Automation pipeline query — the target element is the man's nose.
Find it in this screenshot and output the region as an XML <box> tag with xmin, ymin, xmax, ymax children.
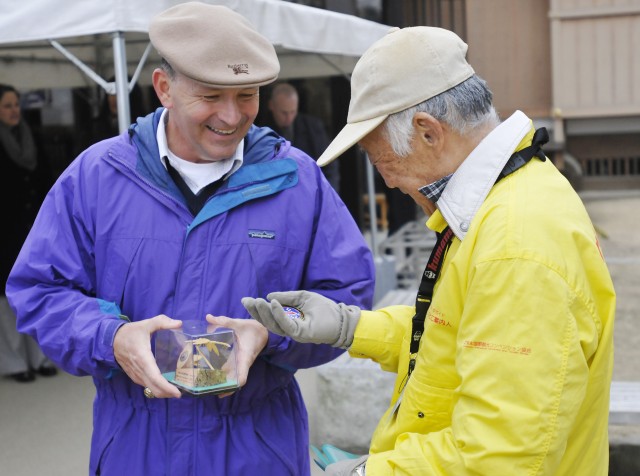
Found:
<box><xmin>217</xmin><ymin>99</ymin><xmax>242</xmax><ymax>125</ymax></box>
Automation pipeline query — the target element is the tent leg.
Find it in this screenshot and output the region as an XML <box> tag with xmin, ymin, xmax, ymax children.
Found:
<box><xmin>112</xmin><ymin>32</ymin><xmax>131</xmax><ymax>134</ymax></box>
<box><xmin>365</xmin><ymin>154</ymin><xmax>379</xmax><ymax>258</ymax></box>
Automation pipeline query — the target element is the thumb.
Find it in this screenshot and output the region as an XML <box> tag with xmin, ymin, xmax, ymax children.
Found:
<box><xmin>266</xmin><ymin>290</ymin><xmax>309</xmax><ymax>308</ymax></box>
<box><xmin>206</xmin><ymin>314</ymin><xmax>233</xmax><ymax>327</ymax></box>
<box><xmin>148</xmin><ymin>314</ymin><xmax>182</xmax><ymax>331</ymax></box>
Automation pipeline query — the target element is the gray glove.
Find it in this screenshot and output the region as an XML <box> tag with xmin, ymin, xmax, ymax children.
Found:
<box><xmin>326</xmin><ymin>455</ymin><xmax>368</xmax><ymax>475</ymax></box>
<box><xmin>241</xmin><ymin>290</ymin><xmax>361</xmax><ymax>349</ymax></box>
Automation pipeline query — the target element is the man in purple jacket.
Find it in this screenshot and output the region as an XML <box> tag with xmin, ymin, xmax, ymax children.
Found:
<box><xmin>6</xmin><ymin>3</ymin><xmax>374</xmax><ymax>475</ymax></box>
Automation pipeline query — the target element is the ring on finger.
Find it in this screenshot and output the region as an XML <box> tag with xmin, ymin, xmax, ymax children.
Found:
<box><xmin>143</xmin><ymin>387</ymin><xmax>155</xmax><ymax>399</ymax></box>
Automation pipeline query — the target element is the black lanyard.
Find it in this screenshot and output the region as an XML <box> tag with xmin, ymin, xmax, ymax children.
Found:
<box><xmin>407</xmin><ymin>226</ymin><xmax>455</xmax><ymax>377</ymax></box>
<box><xmin>405</xmin><ymin>127</ymin><xmax>550</xmax><ymax>378</ymax></box>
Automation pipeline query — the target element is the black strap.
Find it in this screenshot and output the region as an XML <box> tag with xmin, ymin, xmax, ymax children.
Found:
<box><xmin>497</xmin><ymin>127</ymin><xmax>548</xmax><ymax>180</ymax></box>
<box><xmin>407</xmin><ymin>226</ymin><xmax>454</xmax><ymax>376</ymax></box>
<box><xmin>164</xmin><ymin>158</ymin><xmax>224</xmax><ymax>216</ymax></box>
<box><xmin>406</xmin><ymin>127</ymin><xmax>549</xmax><ymax>378</ymax></box>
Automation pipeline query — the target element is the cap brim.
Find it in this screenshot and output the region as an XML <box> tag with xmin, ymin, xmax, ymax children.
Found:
<box><xmin>317</xmin><ymin>115</ymin><xmax>388</xmax><ymax>167</ymax></box>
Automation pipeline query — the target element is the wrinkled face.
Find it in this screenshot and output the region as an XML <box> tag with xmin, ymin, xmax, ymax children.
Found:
<box><xmin>269</xmin><ymin>94</ymin><xmax>298</xmax><ymax>128</ymax></box>
<box><xmin>0</xmin><ymin>91</ymin><xmax>21</xmax><ymax>128</ymax></box>
<box><xmin>359</xmin><ymin>125</ymin><xmax>437</xmax><ymax>215</ymax></box>
<box><xmin>154</xmin><ymin>70</ymin><xmax>260</xmax><ymax>163</ymax></box>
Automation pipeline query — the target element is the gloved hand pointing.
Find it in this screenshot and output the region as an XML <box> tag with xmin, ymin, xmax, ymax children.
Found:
<box><xmin>241</xmin><ymin>290</ymin><xmax>361</xmax><ymax>349</ymax></box>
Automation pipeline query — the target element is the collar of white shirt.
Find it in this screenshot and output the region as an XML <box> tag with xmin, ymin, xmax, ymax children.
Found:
<box><xmin>156</xmin><ymin>108</ymin><xmax>244</xmax><ymax>195</ymax></box>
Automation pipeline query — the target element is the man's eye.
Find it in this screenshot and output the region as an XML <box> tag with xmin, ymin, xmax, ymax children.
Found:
<box><xmin>202</xmin><ymin>96</ymin><xmax>220</xmax><ymax>102</ymax></box>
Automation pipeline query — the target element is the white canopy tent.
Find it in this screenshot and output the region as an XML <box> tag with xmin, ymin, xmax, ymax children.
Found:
<box><xmin>0</xmin><ymin>0</ymin><xmax>389</xmax><ymax>127</ymax></box>
<box><xmin>0</xmin><ymin>0</ymin><xmax>389</xmax><ymax>254</ymax></box>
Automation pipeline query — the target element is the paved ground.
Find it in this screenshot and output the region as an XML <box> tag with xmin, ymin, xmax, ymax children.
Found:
<box><xmin>581</xmin><ymin>189</ymin><xmax>640</xmax><ymax>383</ymax></box>
<box><xmin>0</xmin><ymin>188</ymin><xmax>638</xmax><ymax>475</ymax></box>
<box><xmin>582</xmin><ymin>190</ymin><xmax>640</xmax><ymax>474</ymax></box>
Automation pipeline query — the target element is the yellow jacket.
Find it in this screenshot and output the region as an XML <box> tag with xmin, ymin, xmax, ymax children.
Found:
<box><xmin>350</xmin><ymin>112</ymin><xmax>616</xmax><ymax>475</ymax></box>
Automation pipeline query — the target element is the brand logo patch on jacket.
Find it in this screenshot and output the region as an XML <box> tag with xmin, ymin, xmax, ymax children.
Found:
<box><xmin>248</xmin><ymin>229</ymin><xmax>276</xmax><ymax>240</ymax></box>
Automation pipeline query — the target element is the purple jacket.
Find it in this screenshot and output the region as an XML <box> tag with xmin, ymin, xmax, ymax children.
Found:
<box><xmin>6</xmin><ymin>109</ymin><xmax>374</xmax><ymax>475</ymax></box>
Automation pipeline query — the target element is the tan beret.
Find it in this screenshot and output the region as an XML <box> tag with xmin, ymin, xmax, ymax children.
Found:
<box><xmin>149</xmin><ymin>2</ymin><xmax>280</xmax><ymax>88</ymax></box>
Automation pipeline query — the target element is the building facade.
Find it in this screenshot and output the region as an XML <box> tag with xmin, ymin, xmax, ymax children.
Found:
<box><xmin>306</xmin><ymin>0</ymin><xmax>640</xmax><ymax>189</ymax></box>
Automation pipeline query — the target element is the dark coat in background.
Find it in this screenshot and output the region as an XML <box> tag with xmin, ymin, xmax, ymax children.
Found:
<box><xmin>0</xmin><ymin>129</ymin><xmax>52</xmax><ymax>288</ymax></box>
<box><xmin>264</xmin><ymin>112</ymin><xmax>341</xmax><ymax>193</ymax></box>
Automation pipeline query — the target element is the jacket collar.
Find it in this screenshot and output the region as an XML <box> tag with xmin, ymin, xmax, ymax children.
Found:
<box><xmin>125</xmin><ymin>108</ymin><xmax>298</xmax><ymax>229</ymax></box>
<box><xmin>436</xmin><ymin>110</ymin><xmax>532</xmax><ymax>240</ymax></box>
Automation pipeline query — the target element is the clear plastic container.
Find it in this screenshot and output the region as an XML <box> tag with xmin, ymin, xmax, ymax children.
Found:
<box><xmin>155</xmin><ymin>321</ymin><xmax>238</xmax><ymax>396</ymax></box>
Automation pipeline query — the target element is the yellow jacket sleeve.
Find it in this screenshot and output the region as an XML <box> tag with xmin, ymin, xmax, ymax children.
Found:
<box><xmin>349</xmin><ymin>305</ymin><xmax>414</xmax><ymax>373</ymax></box>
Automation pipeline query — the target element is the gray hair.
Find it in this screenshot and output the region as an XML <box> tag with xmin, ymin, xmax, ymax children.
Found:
<box><xmin>160</xmin><ymin>58</ymin><xmax>177</xmax><ymax>80</ymax></box>
<box><xmin>384</xmin><ymin>75</ymin><xmax>500</xmax><ymax>157</ymax></box>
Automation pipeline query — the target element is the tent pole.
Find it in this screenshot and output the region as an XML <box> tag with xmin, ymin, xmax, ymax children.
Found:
<box><xmin>49</xmin><ymin>39</ymin><xmax>112</xmax><ymax>91</ymax></box>
<box><xmin>129</xmin><ymin>43</ymin><xmax>153</xmax><ymax>92</ymax></box>
<box><xmin>364</xmin><ymin>154</ymin><xmax>379</xmax><ymax>258</ymax></box>
<box><xmin>112</xmin><ymin>32</ymin><xmax>131</xmax><ymax>134</ymax></box>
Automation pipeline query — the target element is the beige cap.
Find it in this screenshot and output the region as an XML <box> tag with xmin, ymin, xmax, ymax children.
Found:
<box><xmin>149</xmin><ymin>2</ymin><xmax>280</xmax><ymax>88</ymax></box>
<box><xmin>317</xmin><ymin>26</ymin><xmax>474</xmax><ymax>166</ymax></box>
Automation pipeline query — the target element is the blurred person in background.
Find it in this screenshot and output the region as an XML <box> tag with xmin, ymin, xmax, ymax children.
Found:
<box><xmin>91</xmin><ymin>77</ymin><xmax>146</xmax><ymax>143</ymax></box>
<box><xmin>74</xmin><ymin>77</ymin><xmax>149</xmax><ymax>155</ymax></box>
<box><xmin>264</xmin><ymin>82</ymin><xmax>341</xmax><ymax>193</ymax></box>
<box><xmin>0</xmin><ymin>83</ymin><xmax>57</xmax><ymax>383</ymax></box>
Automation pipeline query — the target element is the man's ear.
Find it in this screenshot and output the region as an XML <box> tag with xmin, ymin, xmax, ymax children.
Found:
<box><xmin>152</xmin><ymin>68</ymin><xmax>172</xmax><ymax>108</ymax></box>
<box><xmin>413</xmin><ymin>112</ymin><xmax>444</xmax><ymax>152</ymax></box>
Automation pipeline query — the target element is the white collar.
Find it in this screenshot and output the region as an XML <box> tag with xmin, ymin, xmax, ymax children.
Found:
<box><xmin>156</xmin><ymin>109</ymin><xmax>244</xmax><ymax>194</ymax></box>
<box><xmin>437</xmin><ymin>110</ymin><xmax>532</xmax><ymax>240</ymax></box>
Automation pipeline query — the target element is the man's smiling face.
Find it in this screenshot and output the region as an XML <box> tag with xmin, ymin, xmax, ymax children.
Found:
<box><xmin>156</xmin><ymin>70</ymin><xmax>260</xmax><ymax>163</ymax></box>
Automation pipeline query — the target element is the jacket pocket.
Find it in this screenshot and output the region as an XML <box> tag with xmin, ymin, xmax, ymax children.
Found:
<box><xmin>250</xmin><ymin>388</ymin><xmax>307</xmax><ymax>476</ymax></box>
<box><xmin>397</xmin><ymin>374</ymin><xmax>455</xmax><ymax>434</ymax></box>
<box><xmin>93</xmin><ymin>434</ymin><xmax>114</xmax><ymax>476</ymax></box>
<box><xmin>92</xmin><ymin>412</ymin><xmax>127</xmax><ymax>476</ymax></box>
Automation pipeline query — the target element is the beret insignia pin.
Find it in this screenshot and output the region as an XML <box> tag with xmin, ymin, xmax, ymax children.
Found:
<box><xmin>228</xmin><ymin>63</ymin><xmax>249</xmax><ymax>75</ymax></box>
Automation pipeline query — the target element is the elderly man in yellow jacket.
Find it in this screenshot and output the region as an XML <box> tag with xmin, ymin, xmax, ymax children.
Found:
<box><xmin>243</xmin><ymin>26</ymin><xmax>616</xmax><ymax>476</ymax></box>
